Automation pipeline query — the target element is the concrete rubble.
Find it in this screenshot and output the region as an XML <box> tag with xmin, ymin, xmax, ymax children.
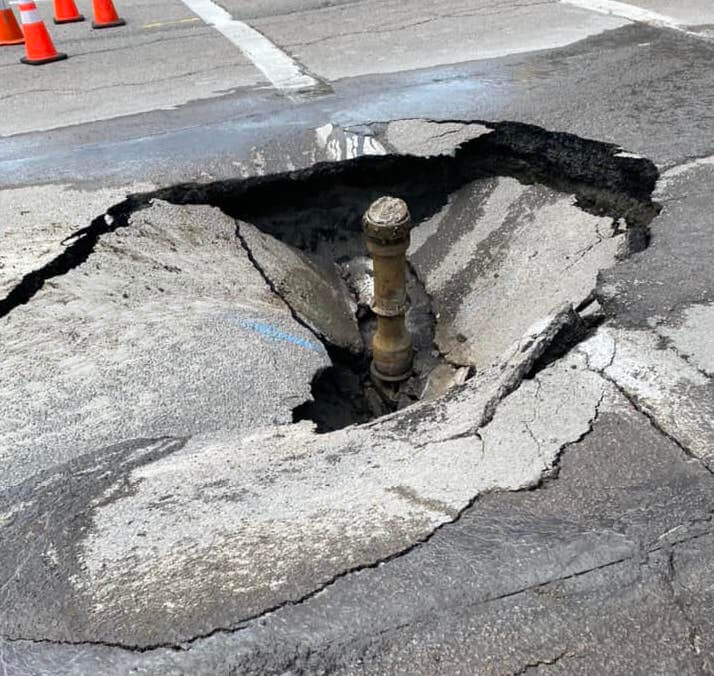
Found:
<box><xmin>384</xmin><ymin>119</ymin><xmax>490</xmax><ymax>157</ymax></box>
<box><xmin>238</xmin><ymin>219</ymin><xmax>362</xmax><ymax>354</ymax></box>
<box><xmin>409</xmin><ymin>176</ymin><xmax>622</xmax><ymax>368</ymax></box>
<box><xmin>0</xmin><ymin>183</ymin><xmax>155</xmax><ymax>301</ymax></box>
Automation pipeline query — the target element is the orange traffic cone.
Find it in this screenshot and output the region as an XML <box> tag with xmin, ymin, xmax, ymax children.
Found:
<box><xmin>91</xmin><ymin>0</ymin><xmax>124</xmax><ymax>28</ymax></box>
<box><xmin>0</xmin><ymin>0</ymin><xmax>23</xmax><ymax>45</ymax></box>
<box><xmin>17</xmin><ymin>1</ymin><xmax>66</xmax><ymax>64</ymax></box>
<box><xmin>53</xmin><ymin>0</ymin><xmax>84</xmax><ymax>24</ymax></box>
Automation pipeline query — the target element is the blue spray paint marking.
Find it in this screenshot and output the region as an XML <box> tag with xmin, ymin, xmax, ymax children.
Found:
<box><xmin>225</xmin><ymin>315</ymin><xmax>322</xmax><ymax>353</ymax></box>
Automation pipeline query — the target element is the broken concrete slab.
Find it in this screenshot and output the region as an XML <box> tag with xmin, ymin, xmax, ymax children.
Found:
<box><xmin>238</xmin><ymin>220</ymin><xmax>362</xmax><ymax>353</ymax></box>
<box><xmin>409</xmin><ymin>177</ymin><xmax>622</xmax><ymax>368</ymax></box>
<box><xmin>405</xmin><ymin>303</ymin><xmax>590</xmax><ymax>442</ymax></box>
<box><xmin>579</xmin><ymin>326</ymin><xmax>714</xmax><ymax>471</ymax></box>
<box><xmin>384</xmin><ymin>119</ymin><xmax>491</xmax><ymax>157</ymax></box>
<box><xmin>36</xmin><ymin>374</ymin><xmax>711</xmax><ymax>676</ymax></box>
<box><xmin>0</xmin><ymin>183</ymin><xmax>154</xmax><ymax>302</ymax></box>
<box><xmin>0</xmin><ymin>306</ymin><xmax>605</xmax><ymax>647</ymax></box>
<box><xmin>0</xmin><ymin>200</ymin><xmax>328</xmax><ymax>491</ymax></box>
<box><xmin>420</xmin><ymin>363</ymin><xmax>469</xmax><ymax>401</ymax></box>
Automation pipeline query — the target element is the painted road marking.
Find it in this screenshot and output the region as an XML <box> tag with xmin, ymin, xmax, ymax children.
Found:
<box><xmin>225</xmin><ymin>315</ymin><xmax>322</xmax><ymax>353</ymax></box>
<box><xmin>143</xmin><ymin>17</ymin><xmax>200</xmax><ymax>28</ymax></box>
<box><xmin>561</xmin><ymin>0</ymin><xmax>709</xmax><ymax>39</ymax></box>
<box><xmin>177</xmin><ymin>0</ymin><xmax>323</xmax><ymax>98</ymax></box>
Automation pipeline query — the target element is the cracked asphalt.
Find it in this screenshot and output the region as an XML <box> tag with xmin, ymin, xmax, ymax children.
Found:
<box><xmin>1</xmin><ymin>1</ymin><xmax>714</xmax><ymax>674</ymax></box>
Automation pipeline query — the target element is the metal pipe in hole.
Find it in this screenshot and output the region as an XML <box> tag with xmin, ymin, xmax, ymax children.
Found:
<box><xmin>363</xmin><ymin>196</ymin><xmax>414</xmax><ymax>382</ymax></box>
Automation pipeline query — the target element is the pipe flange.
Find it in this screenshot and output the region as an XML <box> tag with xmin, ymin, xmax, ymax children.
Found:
<box><xmin>370</xmin><ymin>360</ymin><xmax>412</xmax><ymax>383</ymax></box>
<box><xmin>371</xmin><ymin>298</ymin><xmax>410</xmax><ymax>317</ymax></box>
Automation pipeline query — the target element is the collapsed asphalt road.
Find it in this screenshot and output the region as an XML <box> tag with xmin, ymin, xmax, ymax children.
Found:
<box><xmin>2</xmin><ymin>10</ymin><xmax>714</xmax><ymax>674</ymax></box>
<box><xmin>0</xmin><ymin>121</ymin><xmax>657</xmax><ymax>484</ymax></box>
<box><xmin>1</xmin><ymin>112</ymin><xmax>713</xmax><ymax>675</ymax></box>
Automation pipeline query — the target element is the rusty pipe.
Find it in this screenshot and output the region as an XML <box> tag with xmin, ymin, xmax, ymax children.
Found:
<box><xmin>363</xmin><ymin>196</ymin><xmax>413</xmax><ymax>382</ymax></box>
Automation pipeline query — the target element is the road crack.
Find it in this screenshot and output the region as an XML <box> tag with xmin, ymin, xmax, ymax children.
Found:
<box><xmin>596</xmin><ymin>364</ymin><xmax>713</xmax><ymax>478</ymax></box>
<box><xmin>513</xmin><ymin>649</ymin><xmax>572</xmax><ymax>675</ymax></box>
<box><xmin>234</xmin><ymin>222</ymin><xmax>327</xmax><ymax>349</ymax></box>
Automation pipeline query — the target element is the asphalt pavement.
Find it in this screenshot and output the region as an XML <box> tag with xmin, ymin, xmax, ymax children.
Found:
<box><xmin>1</xmin><ymin>1</ymin><xmax>713</xmax><ymax>674</ymax></box>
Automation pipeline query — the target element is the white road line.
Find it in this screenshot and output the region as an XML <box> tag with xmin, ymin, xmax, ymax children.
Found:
<box><xmin>179</xmin><ymin>0</ymin><xmax>322</xmax><ymax>98</ymax></box>
<box><xmin>560</xmin><ymin>0</ymin><xmax>707</xmax><ymax>39</ymax></box>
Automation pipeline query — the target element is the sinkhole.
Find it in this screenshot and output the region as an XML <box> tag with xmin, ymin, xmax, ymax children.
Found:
<box><xmin>1</xmin><ymin>121</ymin><xmax>661</xmax><ymax>437</ymax></box>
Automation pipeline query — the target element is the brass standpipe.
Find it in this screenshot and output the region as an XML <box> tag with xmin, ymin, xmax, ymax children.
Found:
<box><xmin>363</xmin><ymin>196</ymin><xmax>414</xmax><ymax>383</ymax></box>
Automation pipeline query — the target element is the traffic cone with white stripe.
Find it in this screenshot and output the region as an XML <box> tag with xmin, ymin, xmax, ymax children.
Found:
<box><xmin>0</xmin><ymin>0</ymin><xmax>23</xmax><ymax>45</ymax></box>
<box><xmin>53</xmin><ymin>0</ymin><xmax>84</xmax><ymax>24</ymax></box>
<box><xmin>91</xmin><ymin>0</ymin><xmax>124</xmax><ymax>28</ymax></box>
<box><xmin>17</xmin><ymin>1</ymin><xmax>66</xmax><ymax>65</ymax></box>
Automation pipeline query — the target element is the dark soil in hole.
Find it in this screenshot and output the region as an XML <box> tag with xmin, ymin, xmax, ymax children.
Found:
<box><xmin>292</xmin><ymin>364</ymin><xmax>377</xmax><ymax>433</ymax></box>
